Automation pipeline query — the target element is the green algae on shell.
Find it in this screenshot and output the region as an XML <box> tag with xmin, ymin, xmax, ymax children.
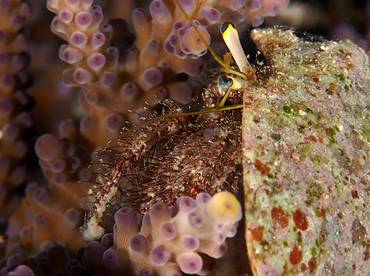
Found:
<box><xmin>242</xmin><ymin>27</ymin><xmax>370</xmax><ymax>275</ymax></box>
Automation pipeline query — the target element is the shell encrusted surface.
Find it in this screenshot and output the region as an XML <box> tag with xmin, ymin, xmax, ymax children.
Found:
<box><xmin>243</xmin><ymin>27</ymin><xmax>370</xmax><ymax>275</ymax></box>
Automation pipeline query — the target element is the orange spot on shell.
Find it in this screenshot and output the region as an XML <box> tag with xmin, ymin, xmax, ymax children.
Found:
<box><xmin>293</xmin><ymin>209</ymin><xmax>308</xmax><ymax>231</ymax></box>
<box><xmin>291</xmin><ymin>152</ymin><xmax>299</xmax><ymax>160</ymax></box>
<box><xmin>364</xmin><ymin>249</ymin><xmax>370</xmax><ymax>261</ymax></box>
<box><xmin>271</xmin><ymin>207</ymin><xmax>289</xmax><ymax>228</ymax></box>
<box><xmin>249</xmin><ymin>226</ymin><xmax>264</xmax><ymax>241</ymax></box>
<box><xmin>254</xmin><ymin>159</ymin><xmax>270</xmax><ymax>175</ymax></box>
<box><xmin>351</xmin><ymin>190</ymin><xmax>359</xmax><ymax>199</ymax></box>
<box><xmin>308</xmin><ymin>257</ymin><xmax>317</xmax><ymax>273</ymax></box>
<box><xmin>301</xmin><ymin>263</ymin><xmax>307</xmax><ymax>272</ymax></box>
<box><xmin>290</xmin><ymin>245</ymin><xmax>302</xmax><ymax>265</ymax></box>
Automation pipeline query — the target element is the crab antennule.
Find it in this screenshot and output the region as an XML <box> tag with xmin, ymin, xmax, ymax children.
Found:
<box><xmin>221</xmin><ymin>22</ymin><xmax>252</xmax><ymax>75</ymax></box>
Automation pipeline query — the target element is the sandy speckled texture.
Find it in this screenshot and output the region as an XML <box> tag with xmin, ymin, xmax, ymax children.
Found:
<box><xmin>242</xmin><ymin>27</ymin><xmax>370</xmax><ymax>275</ymax></box>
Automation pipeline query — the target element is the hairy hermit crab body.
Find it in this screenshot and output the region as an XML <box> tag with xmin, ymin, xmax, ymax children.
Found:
<box><xmin>83</xmin><ymin>26</ymin><xmax>370</xmax><ymax>275</ymax></box>
<box><xmin>81</xmin><ymin>0</ymin><xmax>370</xmax><ymax>273</ymax></box>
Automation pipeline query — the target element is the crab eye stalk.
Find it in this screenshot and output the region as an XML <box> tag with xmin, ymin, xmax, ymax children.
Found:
<box><xmin>218</xmin><ymin>74</ymin><xmax>251</xmax><ymax>90</ymax></box>
<box><xmin>218</xmin><ymin>74</ymin><xmax>235</xmax><ymax>89</ymax></box>
<box><xmin>220</xmin><ymin>22</ymin><xmax>252</xmax><ymax>75</ymax></box>
<box><xmin>220</xmin><ymin>22</ymin><xmax>236</xmax><ymax>34</ymax></box>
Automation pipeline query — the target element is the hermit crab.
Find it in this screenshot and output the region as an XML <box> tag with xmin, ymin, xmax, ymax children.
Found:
<box><xmin>83</xmin><ymin>0</ymin><xmax>370</xmax><ymax>275</ymax></box>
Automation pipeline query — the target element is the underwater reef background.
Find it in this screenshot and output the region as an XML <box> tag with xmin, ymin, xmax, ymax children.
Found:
<box><xmin>0</xmin><ymin>0</ymin><xmax>370</xmax><ymax>275</ymax></box>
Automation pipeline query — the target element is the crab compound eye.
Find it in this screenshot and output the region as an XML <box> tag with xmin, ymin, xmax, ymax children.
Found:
<box><xmin>218</xmin><ymin>74</ymin><xmax>235</xmax><ymax>89</ymax></box>
<box><xmin>220</xmin><ymin>22</ymin><xmax>236</xmax><ymax>35</ymax></box>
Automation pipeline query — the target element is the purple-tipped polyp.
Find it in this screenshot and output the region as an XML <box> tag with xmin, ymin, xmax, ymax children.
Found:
<box><xmin>226</xmin><ymin>225</ymin><xmax>237</xmax><ymax>237</ymax></box>
<box><xmin>70</xmin><ymin>31</ymin><xmax>87</xmax><ymax>47</ymax></box>
<box><xmin>91</xmin><ymin>8</ymin><xmax>103</xmax><ymax>25</ymax></box>
<box><xmin>103</xmin><ymin>248</ymin><xmax>126</xmax><ymax>268</ymax></box>
<box><xmin>73</xmin><ymin>68</ymin><xmax>90</xmax><ymax>84</ymax></box>
<box><xmin>0</xmin><ymin>99</ymin><xmax>13</xmax><ymax>117</ymax></box>
<box><xmin>106</xmin><ymin>46</ymin><xmax>119</xmax><ymax>60</ymax></box>
<box><xmin>150</xmin><ymin>245</ymin><xmax>170</xmax><ymax>266</ymax></box>
<box><xmin>177</xmin><ymin>252</ymin><xmax>202</xmax><ymax>274</ymax></box>
<box><xmin>129</xmin><ymin>234</ymin><xmax>148</xmax><ymax>254</ymax></box>
<box><xmin>51</xmin><ymin>158</ymin><xmax>66</xmax><ymax>173</ymax></box>
<box><xmin>100</xmin><ymin>23</ymin><xmax>113</xmax><ymax>38</ymax></box>
<box><xmin>61</xmin><ymin>47</ymin><xmax>81</xmax><ymax>64</ymax></box>
<box><xmin>159</xmin><ymin>222</ymin><xmax>177</xmax><ymax>241</ymax></box>
<box><xmin>149</xmin><ymin>0</ymin><xmax>171</xmax><ymax>23</ymax></box>
<box><xmin>200</xmin><ymin>7</ymin><xmax>221</xmax><ymax>24</ymax></box>
<box><xmin>158</xmin><ymin>59</ymin><xmax>169</xmax><ymax>69</ymax></box>
<box><xmin>65</xmin><ymin>259</ymin><xmax>81</xmax><ymax>274</ymax></box>
<box><xmin>178</xmin><ymin>0</ymin><xmax>195</xmax><ymax>11</ymax></box>
<box><xmin>33</xmin><ymin>187</ymin><xmax>51</xmax><ymax>207</ymax></box>
<box><xmin>146</xmin><ymin>39</ymin><xmax>160</xmax><ymax>53</ymax></box>
<box><xmin>91</xmin><ymin>32</ymin><xmax>106</xmax><ymax>48</ymax></box>
<box><xmin>9</xmin><ymin>15</ymin><xmax>24</xmax><ymax>32</ymax></box>
<box><xmin>132</xmin><ymin>8</ymin><xmax>147</xmax><ymax>29</ymax></box>
<box><xmin>64</xmin><ymin>208</ymin><xmax>80</xmax><ymax>228</ymax></box>
<box><xmin>230</xmin><ymin>0</ymin><xmax>246</xmax><ymax>11</ymax></box>
<box><xmin>6</xmin><ymin>253</ymin><xmax>24</xmax><ymax>267</ymax></box>
<box><xmin>188</xmin><ymin>211</ymin><xmax>203</xmax><ymax>228</ymax></box>
<box><xmin>183</xmin><ymin>236</ymin><xmax>199</xmax><ymax>251</ymax></box>
<box><xmin>35</xmin><ymin>134</ymin><xmax>61</xmax><ymax>162</ymax></box>
<box><xmin>85</xmin><ymin>91</ymin><xmax>98</xmax><ymax>105</ymax></box>
<box><xmin>177</xmin><ymin>196</ymin><xmax>195</xmax><ymax>212</ymax></box>
<box><xmin>143</xmin><ymin>67</ymin><xmax>163</xmax><ymax>87</ymax></box>
<box><xmin>164</xmin><ymin>41</ymin><xmax>174</xmax><ymax>54</ymax></box>
<box><xmin>19</xmin><ymin>1</ymin><xmax>31</xmax><ymax>17</ymax></box>
<box><xmin>13</xmin><ymin>265</ymin><xmax>35</xmax><ymax>276</ymax></box>
<box><xmin>75</xmin><ymin>11</ymin><xmax>92</xmax><ymax>27</ymax></box>
<box><xmin>87</xmin><ymin>53</ymin><xmax>106</xmax><ymax>69</ymax></box>
<box><xmin>10</xmin><ymin>54</ymin><xmax>27</xmax><ymax>72</ymax></box>
<box><xmin>266</xmin><ymin>4</ymin><xmax>280</xmax><ymax>16</ymax></box>
<box><xmin>3</xmin><ymin>123</ymin><xmax>19</xmax><ymax>142</ymax></box>
<box><xmin>101</xmin><ymin>233</ymin><xmax>114</xmax><ymax>249</ymax></box>
<box><xmin>114</xmin><ymin>207</ymin><xmax>139</xmax><ymax>229</ymax></box>
<box><xmin>0</xmin><ymin>52</ymin><xmax>9</xmax><ymax>65</ymax></box>
<box><xmin>59</xmin><ymin>10</ymin><xmax>73</xmax><ymax>23</ymax></box>
<box><xmin>195</xmin><ymin>193</ymin><xmax>211</xmax><ymax>204</ymax></box>
<box><xmin>1</xmin><ymin>74</ymin><xmax>15</xmax><ymax>89</ymax></box>
<box><xmin>149</xmin><ymin>202</ymin><xmax>171</xmax><ymax>223</ymax></box>
<box><xmin>213</xmin><ymin>233</ymin><xmax>225</xmax><ymax>244</ymax></box>
<box><xmin>251</xmin><ymin>16</ymin><xmax>263</xmax><ymax>27</ymax></box>
<box><xmin>122</xmin><ymin>82</ymin><xmax>137</xmax><ymax>99</ymax></box>
<box><xmin>105</xmin><ymin>113</ymin><xmax>123</xmax><ymax>132</ymax></box>
<box><xmin>138</xmin><ymin>268</ymin><xmax>153</xmax><ymax>276</ymax></box>
<box><xmin>100</xmin><ymin>71</ymin><xmax>116</xmax><ymax>86</ymax></box>
<box><xmin>70</xmin><ymin>156</ymin><xmax>81</xmax><ymax>170</ymax></box>
<box><xmin>249</xmin><ymin>0</ymin><xmax>262</xmax><ymax>11</ymax></box>
<box><xmin>178</xmin><ymin>24</ymin><xmax>210</xmax><ymax>56</ymax></box>
<box><xmin>84</xmin><ymin>241</ymin><xmax>105</xmax><ymax>266</ymax></box>
<box><xmin>168</xmin><ymin>34</ymin><xmax>179</xmax><ymax>47</ymax></box>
